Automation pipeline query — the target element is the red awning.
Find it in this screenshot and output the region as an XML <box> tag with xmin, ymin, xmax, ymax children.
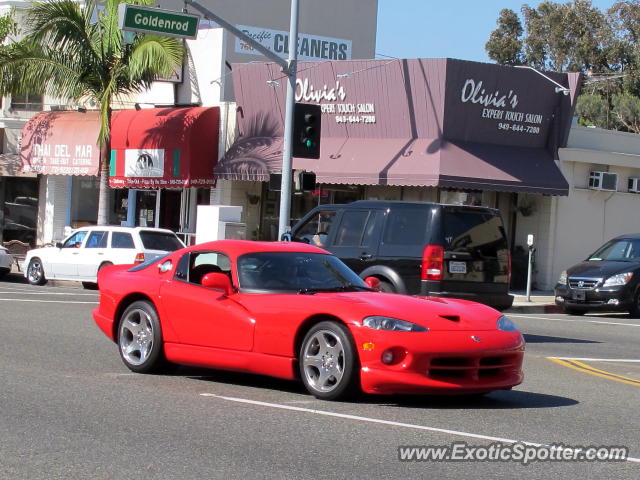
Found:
<box><xmin>20</xmin><ymin>111</ymin><xmax>101</xmax><ymax>176</ymax></box>
<box><xmin>109</xmin><ymin>107</ymin><xmax>220</xmax><ymax>189</ymax></box>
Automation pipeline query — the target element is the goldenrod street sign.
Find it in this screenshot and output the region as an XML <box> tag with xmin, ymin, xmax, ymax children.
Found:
<box><xmin>118</xmin><ymin>4</ymin><xmax>200</xmax><ymax>39</ymax></box>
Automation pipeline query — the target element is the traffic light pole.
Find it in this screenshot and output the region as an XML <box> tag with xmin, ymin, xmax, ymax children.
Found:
<box><xmin>185</xmin><ymin>0</ymin><xmax>299</xmax><ymax>240</ymax></box>
<box><xmin>277</xmin><ymin>0</ymin><xmax>299</xmax><ymax>240</ymax></box>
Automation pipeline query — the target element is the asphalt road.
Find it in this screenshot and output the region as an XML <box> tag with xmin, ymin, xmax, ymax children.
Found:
<box><xmin>1</xmin><ymin>274</ymin><xmax>639</xmax><ymax>479</ymax></box>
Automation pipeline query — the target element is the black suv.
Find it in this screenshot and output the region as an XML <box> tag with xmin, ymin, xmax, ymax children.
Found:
<box><xmin>555</xmin><ymin>234</ymin><xmax>640</xmax><ymax>316</ymax></box>
<box><xmin>290</xmin><ymin>201</ymin><xmax>513</xmax><ymax>310</ymax></box>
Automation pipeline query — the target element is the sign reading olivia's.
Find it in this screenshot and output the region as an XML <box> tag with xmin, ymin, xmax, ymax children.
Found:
<box><xmin>295</xmin><ymin>78</ymin><xmax>376</xmax><ymax>124</ymax></box>
<box><xmin>235</xmin><ymin>25</ymin><xmax>352</xmax><ymax>61</ymax></box>
<box><xmin>444</xmin><ymin>60</ymin><xmax>570</xmax><ymax>148</ymax></box>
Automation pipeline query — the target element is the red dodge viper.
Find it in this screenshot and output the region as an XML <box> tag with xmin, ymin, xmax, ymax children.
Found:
<box><xmin>93</xmin><ymin>240</ymin><xmax>524</xmax><ymax>400</ymax></box>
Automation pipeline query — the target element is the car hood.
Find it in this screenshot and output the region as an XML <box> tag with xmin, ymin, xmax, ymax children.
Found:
<box><xmin>567</xmin><ymin>260</ymin><xmax>640</xmax><ymax>278</ymax></box>
<box><xmin>237</xmin><ymin>292</ymin><xmax>503</xmax><ymax>332</ymax></box>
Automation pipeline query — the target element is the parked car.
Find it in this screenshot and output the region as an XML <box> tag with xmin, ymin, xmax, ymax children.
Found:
<box><xmin>94</xmin><ymin>240</ymin><xmax>524</xmax><ymax>400</ymax></box>
<box><xmin>0</xmin><ymin>245</ymin><xmax>13</xmax><ymax>278</ymax></box>
<box><xmin>555</xmin><ymin>233</ymin><xmax>640</xmax><ymax>316</ymax></box>
<box><xmin>24</xmin><ymin>226</ymin><xmax>184</xmax><ymax>288</ymax></box>
<box><xmin>290</xmin><ymin>201</ymin><xmax>513</xmax><ymax>310</ymax></box>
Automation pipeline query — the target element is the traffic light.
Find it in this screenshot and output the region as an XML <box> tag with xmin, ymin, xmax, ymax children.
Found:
<box><xmin>292</xmin><ymin>103</ymin><xmax>321</xmax><ymax>159</ymax></box>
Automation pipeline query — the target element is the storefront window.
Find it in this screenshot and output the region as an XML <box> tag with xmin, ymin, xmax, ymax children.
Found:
<box><xmin>1</xmin><ymin>177</ymin><xmax>39</xmax><ymax>245</ymax></box>
<box><xmin>71</xmin><ymin>177</ymin><xmax>99</xmax><ymax>228</ymax></box>
<box><xmin>136</xmin><ymin>190</ymin><xmax>158</xmax><ymax>227</ymax></box>
<box><xmin>11</xmin><ymin>93</ymin><xmax>43</xmax><ymax>111</ymax></box>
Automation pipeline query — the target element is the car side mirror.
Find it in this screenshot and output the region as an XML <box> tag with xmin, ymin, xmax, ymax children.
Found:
<box><xmin>201</xmin><ymin>272</ymin><xmax>232</xmax><ymax>295</ymax></box>
<box><xmin>364</xmin><ymin>276</ymin><xmax>381</xmax><ymax>291</ymax></box>
<box><xmin>55</xmin><ymin>242</ymin><xmax>63</xmax><ymax>248</ymax></box>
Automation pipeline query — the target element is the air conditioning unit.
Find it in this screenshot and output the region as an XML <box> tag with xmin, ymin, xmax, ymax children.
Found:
<box><xmin>629</xmin><ymin>177</ymin><xmax>640</xmax><ymax>193</ymax></box>
<box><xmin>589</xmin><ymin>171</ymin><xmax>617</xmax><ymax>191</ymax></box>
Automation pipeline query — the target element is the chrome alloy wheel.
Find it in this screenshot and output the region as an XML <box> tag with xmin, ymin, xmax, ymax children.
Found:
<box><xmin>27</xmin><ymin>259</ymin><xmax>43</xmax><ymax>284</ymax></box>
<box><xmin>302</xmin><ymin>330</ymin><xmax>346</xmax><ymax>393</ymax></box>
<box><xmin>119</xmin><ymin>308</ymin><xmax>155</xmax><ymax>366</ymax></box>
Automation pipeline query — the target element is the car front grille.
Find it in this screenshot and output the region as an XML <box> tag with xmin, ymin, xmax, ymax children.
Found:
<box><xmin>568</xmin><ymin>277</ymin><xmax>600</xmax><ymax>290</ymax></box>
<box><xmin>426</xmin><ymin>355</ymin><xmax>520</xmax><ymax>381</ymax></box>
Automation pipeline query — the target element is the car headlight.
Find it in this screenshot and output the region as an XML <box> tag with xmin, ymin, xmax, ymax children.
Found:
<box><xmin>362</xmin><ymin>316</ymin><xmax>428</xmax><ymax>332</ymax></box>
<box><xmin>497</xmin><ymin>315</ymin><xmax>519</xmax><ymax>332</ymax></box>
<box><xmin>603</xmin><ymin>272</ymin><xmax>633</xmax><ymax>287</ymax></box>
<box><xmin>558</xmin><ymin>270</ymin><xmax>567</xmax><ymax>285</ymax></box>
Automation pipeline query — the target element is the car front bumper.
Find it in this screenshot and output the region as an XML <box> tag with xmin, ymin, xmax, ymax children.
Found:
<box><xmin>352</xmin><ymin>328</ymin><xmax>525</xmax><ymax>395</ymax></box>
<box><xmin>554</xmin><ymin>284</ymin><xmax>634</xmax><ymax>312</ymax></box>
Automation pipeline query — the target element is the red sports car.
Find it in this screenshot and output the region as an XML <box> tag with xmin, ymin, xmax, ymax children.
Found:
<box><xmin>93</xmin><ymin>240</ymin><xmax>524</xmax><ymax>400</ymax></box>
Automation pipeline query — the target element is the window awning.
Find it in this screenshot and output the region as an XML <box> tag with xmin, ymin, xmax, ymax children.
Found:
<box><xmin>216</xmin><ymin>136</ymin><xmax>569</xmax><ymax>195</ymax></box>
<box><xmin>20</xmin><ymin>111</ymin><xmax>101</xmax><ymax>176</ymax></box>
<box><xmin>109</xmin><ymin>107</ymin><xmax>220</xmax><ymax>189</ymax></box>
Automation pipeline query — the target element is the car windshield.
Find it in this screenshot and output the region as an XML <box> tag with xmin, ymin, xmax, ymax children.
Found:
<box><xmin>139</xmin><ymin>231</ymin><xmax>183</xmax><ymax>251</ymax></box>
<box><xmin>237</xmin><ymin>252</ymin><xmax>370</xmax><ymax>293</ymax></box>
<box><xmin>588</xmin><ymin>239</ymin><xmax>640</xmax><ymax>262</ymax></box>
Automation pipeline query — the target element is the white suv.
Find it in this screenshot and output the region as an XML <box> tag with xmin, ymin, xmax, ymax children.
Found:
<box><xmin>24</xmin><ymin>226</ymin><xmax>185</xmax><ymax>288</ymax></box>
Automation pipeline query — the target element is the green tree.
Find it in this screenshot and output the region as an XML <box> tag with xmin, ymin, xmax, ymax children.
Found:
<box><xmin>612</xmin><ymin>92</ymin><xmax>640</xmax><ymax>133</ymax></box>
<box><xmin>575</xmin><ymin>93</ymin><xmax>611</xmax><ymax>128</ymax></box>
<box><xmin>0</xmin><ymin>0</ymin><xmax>184</xmax><ymax>225</ymax></box>
<box><xmin>485</xmin><ymin>9</ymin><xmax>523</xmax><ymax>66</ymax></box>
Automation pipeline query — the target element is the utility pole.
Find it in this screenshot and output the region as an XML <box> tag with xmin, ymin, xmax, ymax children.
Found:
<box><xmin>185</xmin><ymin>0</ymin><xmax>300</xmax><ymax>240</ymax></box>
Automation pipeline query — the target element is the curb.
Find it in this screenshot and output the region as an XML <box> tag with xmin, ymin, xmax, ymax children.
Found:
<box><xmin>504</xmin><ymin>304</ymin><xmax>563</xmax><ymax>314</ymax></box>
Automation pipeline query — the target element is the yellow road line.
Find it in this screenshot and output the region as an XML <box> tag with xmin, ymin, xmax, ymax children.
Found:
<box><xmin>549</xmin><ymin>358</ymin><xmax>640</xmax><ymax>387</ymax></box>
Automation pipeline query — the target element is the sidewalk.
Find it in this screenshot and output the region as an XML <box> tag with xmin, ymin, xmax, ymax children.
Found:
<box><xmin>506</xmin><ymin>290</ymin><xmax>562</xmax><ymax>314</ymax></box>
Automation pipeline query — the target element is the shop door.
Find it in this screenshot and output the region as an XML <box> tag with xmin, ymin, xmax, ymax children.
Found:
<box><xmin>160</xmin><ymin>190</ymin><xmax>181</xmax><ymax>231</ymax></box>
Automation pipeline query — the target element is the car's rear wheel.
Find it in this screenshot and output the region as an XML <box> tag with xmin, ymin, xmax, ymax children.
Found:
<box><xmin>84</xmin><ymin>262</ymin><xmax>113</xmax><ymax>290</ymax></box>
<box><xmin>378</xmin><ymin>280</ymin><xmax>395</xmax><ymax>293</ymax></box>
<box><xmin>27</xmin><ymin>257</ymin><xmax>47</xmax><ymax>286</ymax></box>
<box><xmin>564</xmin><ymin>307</ymin><xmax>586</xmax><ymax>316</ymax></box>
<box><xmin>118</xmin><ymin>300</ymin><xmax>165</xmax><ymax>374</ymax></box>
<box><xmin>299</xmin><ymin>321</ymin><xmax>358</xmax><ymax>400</ymax></box>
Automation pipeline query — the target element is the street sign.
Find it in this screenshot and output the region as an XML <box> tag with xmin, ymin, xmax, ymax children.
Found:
<box><xmin>118</xmin><ymin>4</ymin><xmax>200</xmax><ymax>40</ymax></box>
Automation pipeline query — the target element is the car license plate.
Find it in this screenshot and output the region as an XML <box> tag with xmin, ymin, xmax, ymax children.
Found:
<box><xmin>449</xmin><ymin>261</ymin><xmax>467</xmax><ymax>274</ymax></box>
<box><xmin>571</xmin><ymin>290</ymin><xmax>586</xmax><ymax>301</ymax></box>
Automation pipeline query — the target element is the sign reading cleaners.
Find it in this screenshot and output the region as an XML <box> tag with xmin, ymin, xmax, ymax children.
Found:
<box><xmin>235</xmin><ymin>24</ymin><xmax>352</xmax><ymax>61</ymax></box>
<box><xmin>443</xmin><ymin>60</ymin><xmax>567</xmax><ymax>148</ymax></box>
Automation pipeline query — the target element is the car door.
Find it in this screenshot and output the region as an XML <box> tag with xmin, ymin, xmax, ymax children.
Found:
<box><xmin>292</xmin><ymin>209</ymin><xmax>338</xmax><ymax>248</ymax></box>
<box><xmin>49</xmin><ymin>230</ymin><xmax>88</xmax><ymax>278</ymax></box>
<box><xmin>328</xmin><ymin>209</ymin><xmax>381</xmax><ymax>275</ymax></box>
<box><xmin>77</xmin><ymin>230</ymin><xmax>109</xmax><ymax>280</ymax></box>
<box><xmin>159</xmin><ymin>251</ymin><xmax>254</xmax><ymax>351</ymax></box>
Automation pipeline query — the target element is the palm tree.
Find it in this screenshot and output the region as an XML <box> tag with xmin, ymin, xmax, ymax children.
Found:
<box><xmin>0</xmin><ymin>0</ymin><xmax>184</xmax><ymax>224</ymax></box>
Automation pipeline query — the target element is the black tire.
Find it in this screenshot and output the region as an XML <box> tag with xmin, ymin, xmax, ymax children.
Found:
<box><xmin>629</xmin><ymin>292</ymin><xmax>640</xmax><ymax>318</ymax></box>
<box><xmin>82</xmin><ymin>282</ymin><xmax>98</xmax><ymax>290</ymax></box>
<box><xmin>378</xmin><ymin>280</ymin><xmax>395</xmax><ymax>293</ymax></box>
<box><xmin>117</xmin><ymin>300</ymin><xmax>166</xmax><ymax>374</ymax></box>
<box><xmin>26</xmin><ymin>257</ymin><xmax>47</xmax><ymax>286</ymax></box>
<box><xmin>299</xmin><ymin>321</ymin><xmax>359</xmax><ymax>400</ymax></box>
<box><xmin>564</xmin><ymin>307</ymin><xmax>586</xmax><ymax>316</ymax></box>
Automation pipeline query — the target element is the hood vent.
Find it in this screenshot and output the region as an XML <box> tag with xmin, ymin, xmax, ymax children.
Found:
<box><xmin>439</xmin><ymin>314</ymin><xmax>460</xmax><ymax>322</ymax></box>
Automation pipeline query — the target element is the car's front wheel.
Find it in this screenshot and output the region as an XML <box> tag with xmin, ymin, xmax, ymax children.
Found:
<box><xmin>629</xmin><ymin>291</ymin><xmax>640</xmax><ymax>318</ymax></box>
<box><xmin>299</xmin><ymin>321</ymin><xmax>358</xmax><ymax>400</ymax></box>
<box><xmin>27</xmin><ymin>257</ymin><xmax>47</xmax><ymax>286</ymax></box>
<box><xmin>118</xmin><ymin>300</ymin><xmax>165</xmax><ymax>373</ymax></box>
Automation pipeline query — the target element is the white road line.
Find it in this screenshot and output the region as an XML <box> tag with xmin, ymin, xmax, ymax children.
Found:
<box><xmin>510</xmin><ymin>314</ymin><xmax>640</xmax><ymax>327</ymax></box>
<box><xmin>0</xmin><ymin>290</ymin><xmax>97</xmax><ymax>296</ymax></box>
<box><xmin>0</xmin><ymin>298</ymin><xmax>97</xmax><ymax>304</ymax></box>
<box><xmin>199</xmin><ymin>393</ymin><xmax>640</xmax><ymax>463</ymax></box>
<box><xmin>549</xmin><ymin>357</ymin><xmax>640</xmax><ymax>363</ymax></box>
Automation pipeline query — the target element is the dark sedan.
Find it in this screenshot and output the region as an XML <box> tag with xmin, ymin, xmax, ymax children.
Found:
<box><xmin>555</xmin><ymin>234</ymin><xmax>640</xmax><ymax>315</ymax></box>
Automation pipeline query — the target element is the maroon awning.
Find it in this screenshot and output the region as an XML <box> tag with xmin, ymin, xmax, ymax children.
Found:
<box><xmin>20</xmin><ymin>111</ymin><xmax>100</xmax><ymax>176</ymax></box>
<box><xmin>221</xmin><ymin>58</ymin><xmax>579</xmax><ymax>195</ymax></box>
<box><xmin>216</xmin><ymin>136</ymin><xmax>568</xmax><ymax>195</ymax></box>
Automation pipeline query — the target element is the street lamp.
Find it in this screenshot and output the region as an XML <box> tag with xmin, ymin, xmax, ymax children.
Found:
<box><xmin>514</xmin><ymin>65</ymin><xmax>571</xmax><ymax>95</ymax></box>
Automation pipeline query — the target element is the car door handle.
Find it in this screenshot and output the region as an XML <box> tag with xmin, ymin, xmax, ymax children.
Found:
<box><xmin>360</xmin><ymin>253</ymin><xmax>372</xmax><ymax>260</ymax></box>
<box><xmin>97</xmin><ymin>252</ymin><xmax>104</xmax><ymax>255</ymax></box>
<box><xmin>72</xmin><ymin>252</ymin><xmax>80</xmax><ymax>255</ymax></box>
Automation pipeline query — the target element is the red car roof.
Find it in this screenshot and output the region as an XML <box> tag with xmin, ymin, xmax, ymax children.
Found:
<box><xmin>182</xmin><ymin>240</ymin><xmax>329</xmax><ymax>258</ymax></box>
